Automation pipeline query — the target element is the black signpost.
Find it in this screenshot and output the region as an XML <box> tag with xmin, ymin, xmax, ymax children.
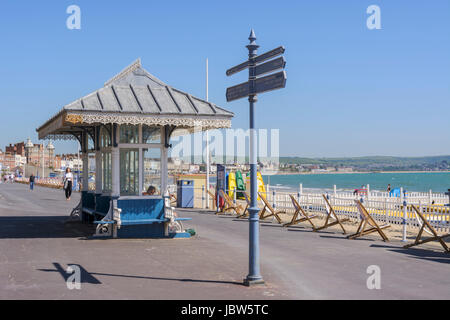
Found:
<box><xmin>226</xmin><ymin>30</ymin><xmax>287</xmax><ymax>286</ymax></box>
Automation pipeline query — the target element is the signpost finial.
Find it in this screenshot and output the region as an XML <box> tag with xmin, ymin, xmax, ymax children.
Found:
<box><xmin>247</xmin><ymin>29</ymin><xmax>259</xmax><ymax>57</ymax></box>
<box><xmin>249</xmin><ymin>29</ymin><xmax>257</xmax><ymax>42</ymax></box>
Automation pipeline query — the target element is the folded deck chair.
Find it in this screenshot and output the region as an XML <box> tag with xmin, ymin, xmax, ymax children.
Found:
<box><xmin>283</xmin><ymin>195</ymin><xmax>318</xmax><ymax>229</ymax></box>
<box><xmin>207</xmin><ymin>190</ymin><xmax>217</xmax><ymax>210</ymax></box>
<box><xmin>237</xmin><ymin>192</ymin><xmax>251</xmax><ymax>219</ymax></box>
<box><xmin>347</xmin><ymin>200</ymin><xmax>390</xmax><ymax>242</ymax></box>
<box><xmin>314</xmin><ymin>195</ymin><xmax>349</xmax><ymax>234</ymax></box>
<box><xmin>258</xmin><ymin>192</ymin><xmax>285</xmax><ymax>224</ymax></box>
<box><xmin>169</xmin><ymin>193</ymin><xmax>177</xmax><ymax>206</ymax></box>
<box><xmin>217</xmin><ymin>189</ymin><xmax>243</xmax><ymax>216</ymax></box>
<box><xmin>404</xmin><ymin>205</ymin><xmax>450</xmax><ymax>252</ymax></box>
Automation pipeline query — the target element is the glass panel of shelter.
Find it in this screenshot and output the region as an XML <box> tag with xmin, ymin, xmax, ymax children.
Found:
<box><xmin>120</xmin><ymin>125</ymin><xmax>139</xmax><ymax>144</ymax></box>
<box><xmin>116</xmin><ymin>125</ymin><xmax>164</xmax><ymax>197</ymax></box>
<box><xmin>143</xmin><ymin>148</ymin><xmax>161</xmax><ymax>195</ymax></box>
<box><xmin>86</xmin><ymin>134</ymin><xmax>96</xmax><ymax>191</ymax></box>
<box><xmin>142</xmin><ymin>125</ymin><xmax>161</xmax><ymax>144</ymax></box>
<box><xmin>102</xmin><ymin>151</ymin><xmax>112</xmax><ymax>193</ymax></box>
<box><xmin>120</xmin><ymin>149</ymin><xmax>139</xmax><ymax>196</ymax></box>
<box><xmin>100</xmin><ymin>126</ymin><xmax>112</xmax><ymax>194</ymax></box>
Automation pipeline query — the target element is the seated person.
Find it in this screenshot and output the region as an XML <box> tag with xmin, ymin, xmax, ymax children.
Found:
<box><xmin>142</xmin><ymin>185</ymin><xmax>158</xmax><ymax>196</ymax></box>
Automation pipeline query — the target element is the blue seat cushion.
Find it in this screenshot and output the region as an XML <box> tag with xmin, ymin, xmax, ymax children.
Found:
<box><xmin>121</xmin><ymin>218</ymin><xmax>166</xmax><ymax>226</ymax></box>
<box><xmin>118</xmin><ymin>198</ymin><xmax>165</xmax><ymax>223</ymax></box>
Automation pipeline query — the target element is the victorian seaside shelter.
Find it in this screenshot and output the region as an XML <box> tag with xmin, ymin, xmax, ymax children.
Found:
<box><xmin>36</xmin><ymin>59</ymin><xmax>234</xmax><ymax>238</ymax></box>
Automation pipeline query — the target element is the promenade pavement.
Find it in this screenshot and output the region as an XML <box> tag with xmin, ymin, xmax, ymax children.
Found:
<box><xmin>0</xmin><ymin>183</ymin><xmax>449</xmax><ymax>299</ymax></box>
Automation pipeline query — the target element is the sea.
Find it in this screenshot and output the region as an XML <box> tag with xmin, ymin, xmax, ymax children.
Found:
<box><xmin>262</xmin><ymin>172</ymin><xmax>450</xmax><ymax>194</ymax></box>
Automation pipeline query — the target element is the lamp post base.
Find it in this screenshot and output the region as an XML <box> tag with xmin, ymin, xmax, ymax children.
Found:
<box><xmin>244</xmin><ymin>277</ymin><xmax>265</xmax><ymax>287</ymax></box>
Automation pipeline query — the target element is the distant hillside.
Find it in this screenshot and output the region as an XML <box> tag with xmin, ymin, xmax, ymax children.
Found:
<box><xmin>279</xmin><ymin>156</ymin><xmax>450</xmax><ymax>172</ymax></box>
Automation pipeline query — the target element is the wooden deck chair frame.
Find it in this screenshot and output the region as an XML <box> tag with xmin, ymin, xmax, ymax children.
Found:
<box><xmin>404</xmin><ymin>204</ymin><xmax>450</xmax><ymax>252</ymax></box>
<box><xmin>207</xmin><ymin>190</ymin><xmax>216</xmax><ymax>210</ymax></box>
<box><xmin>258</xmin><ymin>192</ymin><xmax>285</xmax><ymax>224</ymax></box>
<box><xmin>169</xmin><ymin>193</ymin><xmax>177</xmax><ymax>206</ymax></box>
<box><xmin>283</xmin><ymin>194</ymin><xmax>318</xmax><ymax>230</ymax></box>
<box><xmin>217</xmin><ymin>189</ymin><xmax>243</xmax><ymax>216</ymax></box>
<box><xmin>237</xmin><ymin>192</ymin><xmax>251</xmax><ymax>219</ymax></box>
<box><xmin>314</xmin><ymin>195</ymin><xmax>349</xmax><ymax>234</ymax></box>
<box><xmin>347</xmin><ymin>200</ymin><xmax>390</xmax><ymax>242</ymax></box>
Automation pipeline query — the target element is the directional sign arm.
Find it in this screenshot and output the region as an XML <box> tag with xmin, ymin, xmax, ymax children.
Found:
<box><xmin>226</xmin><ymin>46</ymin><xmax>286</xmax><ymax>77</ymax></box>
<box><xmin>254</xmin><ymin>46</ymin><xmax>285</xmax><ymax>64</ymax></box>
<box><xmin>254</xmin><ymin>57</ymin><xmax>286</xmax><ymax>77</ymax></box>
<box><xmin>226</xmin><ymin>61</ymin><xmax>250</xmax><ymax>77</ymax></box>
<box><xmin>226</xmin><ymin>81</ymin><xmax>250</xmax><ymax>102</ymax></box>
<box><xmin>254</xmin><ymin>71</ymin><xmax>287</xmax><ymax>95</ymax></box>
<box><xmin>226</xmin><ymin>71</ymin><xmax>287</xmax><ymax>102</ymax></box>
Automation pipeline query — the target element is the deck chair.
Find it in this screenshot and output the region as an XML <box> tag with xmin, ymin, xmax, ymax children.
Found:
<box><xmin>347</xmin><ymin>200</ymin><xmax>390</xmax><ymax>242</ymax></box>
<box><xmin>283</xmin><ymin>194</ymin><xmax>318</xmax><ymax>230</ymax></box>
<box><xmin>404</xmin><ymin>205</ymin><xmax>450</xmax><ymax>252</ymax></box>
<box><xmin>236</xmin><ymin>192</ymin><xmax>251</xmax><ymax>219</ymax></box>
<box><xmin>314</xmin><ymin>195</ymin><xmax>349</xmax><ymax>234</ymax></box>
<box><xmin>258</xmin><ymin>192</ymin><xmax>285</xmax><ymax>224</ymax></box>
<box><xmin>169</xmin><ymin>193</ymin><xmax>177</xmax><ymax>206</ymax></box>
<box><xmin>217</xmin><ymin>189</ymin><xmax>243</xmax><ymax>216</ymax></box>
<box><xmin>207</xmin><ymin>190</ymin><xmax>216</xmax><ymax>210</ymax></box>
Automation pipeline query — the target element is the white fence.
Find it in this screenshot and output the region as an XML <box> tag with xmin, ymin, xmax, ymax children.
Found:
<box><xmin>168</xmin><ymin>184</ymin><xmax>450</xmax><ymax>233</ymax></box>
<box><xmin>262</xmin><ymin>190</ymin><xmax>450</xmax><ymax>233</ymax></box>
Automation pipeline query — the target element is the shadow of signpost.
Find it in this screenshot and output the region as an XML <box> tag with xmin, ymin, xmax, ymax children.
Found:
<box><xmin>38</xmin><ymin>262</ymin><xmax>245</xmax><ymax>287</ymax></box>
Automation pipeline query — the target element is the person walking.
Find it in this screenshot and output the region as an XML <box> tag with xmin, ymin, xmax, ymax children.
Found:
<box><xmin>29</xmin><ymin>174</ymin><xmax>35</xmax><ymax>191</ymax></box>
<box><xmin>63</xmin><ymin>168</ymin><xmax>73</xmax><ymax>201</ymax></box>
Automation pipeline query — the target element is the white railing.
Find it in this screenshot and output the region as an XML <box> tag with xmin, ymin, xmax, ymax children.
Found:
<box><xmin>168</xmin><ymin>184</ymin><xmax>450</xmax><ymax>233</ymax></box>
<box><xmin>262</xmin><ymin>190</ymin><xmax>450</xmax><ymax>233</ymax></box>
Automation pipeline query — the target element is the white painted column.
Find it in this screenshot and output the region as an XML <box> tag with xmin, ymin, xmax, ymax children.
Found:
<box><xmin>139</xmin><ymin>148</ymin><xmax>144</xmax><ymax>195</ymax></box>
<box><xmin>111</xmin><ymin>148</ymin><xmax>120</xmax><ymax>198</ymax></box>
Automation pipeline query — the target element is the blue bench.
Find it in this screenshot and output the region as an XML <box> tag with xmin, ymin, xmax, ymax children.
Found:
<box><xmin>94</xmin><ymin>198</ymin><xmax>191</xmax><ymax>238</ymax></box>
<box><xmin>95</xmin><ymin>195</ymin><xmax>111</xmax><ymax>217</ymax></box>
<box><xmin>81</xmin><ymin>192</ymin><xmax>96</xmax><ymax>215</ymax></box>
<box><xmin>81</xmin><ymin>192</ymin><xmax>111</xmax><ymax>221</ymax></box>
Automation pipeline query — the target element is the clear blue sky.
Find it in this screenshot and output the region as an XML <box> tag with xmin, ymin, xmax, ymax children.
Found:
<box><xmin>0</xmin><ymin>0</ymin><xmax>449</xmax><ymax>157</ymax></box>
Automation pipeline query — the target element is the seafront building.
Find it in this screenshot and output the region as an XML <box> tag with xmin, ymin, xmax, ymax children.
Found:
<box><xmin>0</xmin><ymin>139</ymin><xmax>85</xmax><ymax>175</ymax></box>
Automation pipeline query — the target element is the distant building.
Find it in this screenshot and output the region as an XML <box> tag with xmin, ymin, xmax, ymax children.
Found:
<box><xmin>5</xmin><ymin>139</ymin><xmax>56</xmax><ymax>168</ymax></box>
<box><xmin>337</xmin><ymin>167</ymin><xmax>353</xmax><ymax>173</ymax></box>
<box><xmin>189</xmin><ymin>164</ymin><xmax>200</xmax><ymax>174</ymax></box>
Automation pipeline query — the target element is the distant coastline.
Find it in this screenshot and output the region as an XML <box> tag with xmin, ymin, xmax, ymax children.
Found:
<box><xmin>265</xmin><ymin>171</ymin><xmax>450</xmax><ymax>176</ymax></box>
<box><xmin>262</xmin><ymin>171</ymin><xmax>450</xmax><ymax>193</ymax></box>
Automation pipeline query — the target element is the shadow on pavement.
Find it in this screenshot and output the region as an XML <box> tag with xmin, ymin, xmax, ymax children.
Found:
<box><xmin>38</xmin><ymin>263</ymin><xmax>102</xmax><ymax>284</ymax></box>
<box><xmin>370</xmin><ymin>244</ymin><xmax>450</xmax><ymax>264</ymax></box>
<box><xmin>260</xmin><ymin>223</ymin><xmax>284</xmax><ymax>228</ymax></box>
<box><xmin>0</xmin><ymin>216</ymin><xmax>94</xmax><ymax>239</ymax></box>
<box><xmin>286</xmin><ymin>228</ymin><xmax>316</xmax><ymax>233</ymax></box>
<box><xmin>319</xmin><ymin>234</ymin><xmax>376</xmax><ymax>242</ymax></box>
<box><xmin>38</xmin><ymin>262</ymin><xmax>245</xmax><ymax>286</ymax></box>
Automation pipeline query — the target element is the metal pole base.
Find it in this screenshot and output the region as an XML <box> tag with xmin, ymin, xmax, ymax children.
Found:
<box><xmin>244</xmin><ymin>277</ymin><xmax>265</xmax><ymax>287</ymax></box>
